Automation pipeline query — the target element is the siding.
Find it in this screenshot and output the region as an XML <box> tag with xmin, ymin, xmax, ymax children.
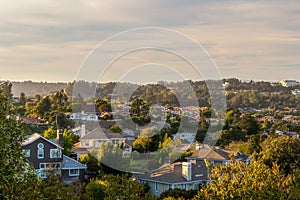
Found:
<box><xmin>21</xmin><ymin>137</ymin><xmax>62</xmax><ymax>169</ymax></box>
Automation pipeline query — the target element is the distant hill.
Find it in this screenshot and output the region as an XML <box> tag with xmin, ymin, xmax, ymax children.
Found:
<box><xmin>12</xmin><ymin>81</ymin><xmax>69</xmax><ymax>97</ymax></box>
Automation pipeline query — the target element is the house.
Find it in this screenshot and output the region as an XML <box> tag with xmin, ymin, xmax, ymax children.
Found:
<box><xmin>21</xmin><ymin>132</ymin><xmax>86</xmax><ymax>184</ymax></box>
<box><xmin>173</xmin><ymin>132</ymin><xmax>196</xmax><ymax>143</ymax></box>
<box><xmin>72</xmin><ymin>127</ymin><xmax>127</xmax><ymax>159</ymax></box>
<box><xmin>280</xmin><ymin>80</ymin><xmax>300</xmax><ymax>87</ymax></box>
<box><xmin>70</xmin><ymin>112</ymin><xmax>98</xmax><ymax>122</ymax></box>
<box><xmin>292</xmin><ymin>89</ymin><xmax>300</xmax><ymax>97</ymax></box>
<box><xmin>134</xmin><ymin>160</ymin><xmax>209</xmax><ymax>196</ymax></box>
<box><xmin>186</xmin><ymin>144</ymin><xmax>250</xmax><ymax>165</ymax></box>
<box><xmin>135</xmin><ymin>144</ymin><xmax>249</xmax><ymax>196</ymax></box>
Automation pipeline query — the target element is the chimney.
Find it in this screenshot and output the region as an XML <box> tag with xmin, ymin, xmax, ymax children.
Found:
<box><xmin>57</xmin><ymin>129</ymin><xmax>63</xmax><ymax>147</ymax></box>
<box><xmin>81</xmin><ymin>124</ymin><xmax>86</xmax><ymax>138</ymax></box>
<box><xmin>182</xmin><ymin>162</ymin><xmax>192</xmax><ymax>181</ymax></box>
<box><xmin>173</xmin><ymin>163</ymin><xmax>182</xmax><ymax>174</ymax></box>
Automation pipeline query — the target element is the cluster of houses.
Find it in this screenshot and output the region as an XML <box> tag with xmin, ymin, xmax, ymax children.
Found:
<box><xmin>21</xmin><ymin>123</ymin><xmax>251</xmax><ymax>196</ymax></box>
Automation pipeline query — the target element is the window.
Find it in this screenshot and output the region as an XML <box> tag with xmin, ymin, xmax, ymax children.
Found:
<box><xmin>84</xmin><ymin>141</ymin><xmax>89</xmax><ymax>147</ymax></box>
<box><xmin>37</xmin><ymin>169</ymin><xmax>46</xmax><ymax>178</ymax></box>
<box><xmin>50</xmin><ymin>149</ymin><xmax>62</xmax><ymax>158</ymax></box>
<box><xmin>38</xmin><ymin>149</ymin><xmax>44</xmax><ymax>159</ymax></box>
<box><xmin>155</xmin><ymin>182</ymin><xmax>159</xmax><ymax>192</ymax></box>
<box><xmin>40</xmin><ymin>163</ymin><xmax>45</xmax><ymax>169</ymax></box>
<box><xmin>37</xmin><ymin>143</ymin><xmax>44</xmax><ymax>159</ymax></box>
<box><xmin>40</xmin><ymin>163</ymin><xmax>61</xmax><ymax>170</ymax></box>
<box><xmin>69</xmin><ymin>169</ymin><xmax>79</xmax><ymax>176</ymax></box>
<box><xmin>37</xmin><ymin>143</ymin><xmax>44</xmax><ymax>148</ymax></box>
<box><xmin>22</xmin><ymin>149</ymin><xmax>30</xmax><ymax>157</ymax></box>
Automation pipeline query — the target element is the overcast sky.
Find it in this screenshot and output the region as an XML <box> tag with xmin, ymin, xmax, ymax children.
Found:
<box><xmin>0</xmin><ymin>0</ymin><xmax>299</xmax><ymax>83</ymax></box>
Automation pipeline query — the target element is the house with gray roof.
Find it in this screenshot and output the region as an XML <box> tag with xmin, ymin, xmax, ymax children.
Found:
<box><xmin>21</xmin><ymin>132</ymin><xmax>86</xmax><ymax>184</ymax></box>
<box><xmin>186</xmin><ymin>144</ymin><xmax>250</xmax><ymax>165</ymax></box>
<box><xmin>72</xmin><ymin>127</ymin><xmax>126</xmax><ymax>159</ymax></box>
<box><xmin>134</xmin><ymin>160</ymin><xmax>209</xmax><ymax>196</ymax></box>
<box><xmin>134</xmin><ymin>144</ymin><xmax>249</xmax><ymax>196</ymax></box>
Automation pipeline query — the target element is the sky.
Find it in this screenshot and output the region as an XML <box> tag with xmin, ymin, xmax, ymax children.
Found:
<box><xmin>0</xmin><ymin>0</ymin><xmax>299</xmax><ymax>83</ymax></box>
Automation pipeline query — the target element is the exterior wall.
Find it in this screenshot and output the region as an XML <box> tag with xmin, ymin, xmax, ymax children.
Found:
<box><xmin>143</xmin><ymin>181</ymin><xmax>202</xmax><ymax>196</ymax></box>
<box><xmin>21</xmin><ymin>137</ymin><xmax>62</xmax><ymax>169</ymax></box>
<box><xmin>145</xmin><ymin>181</ymin><xmax>170</xmax><ymax>196</ymax></box>
<box><xmin>61</xmin><ymin>168</ymin><xmax>85</xmax><ymax>182</ymax></box>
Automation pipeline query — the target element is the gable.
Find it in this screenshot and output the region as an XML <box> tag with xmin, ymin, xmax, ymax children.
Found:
<box><xmin>22</xmin><ymin>133</ymin><xmax>63</xmax><ymax>149</ymax></box>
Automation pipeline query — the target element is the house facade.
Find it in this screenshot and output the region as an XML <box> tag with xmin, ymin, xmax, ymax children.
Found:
<box><xmin>134</xmin><ymin>160</ymin><xmax>209</xmax><ymax>196</ymax></box>
<box><xmin>72</xmin><ymin>127</ymin><xmax>127</xmax><ymax>159</ymax></box>
<box><xmin>135</xmin><ymin>144</ymin><xmax>249</xmax><ymax>196</ymax></box>
<box><xmin>21</xmin><ymin>133</ymin><xmax>86</xmax><ymax>184</ymax></box>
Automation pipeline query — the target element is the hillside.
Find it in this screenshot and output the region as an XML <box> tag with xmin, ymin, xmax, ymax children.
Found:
<box><xmin>12</xmin><ymin>81</ymin><xmax>69</xmax><ymax>97</ymax></box>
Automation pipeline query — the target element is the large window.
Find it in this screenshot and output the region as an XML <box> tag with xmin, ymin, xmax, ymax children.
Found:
<box><xmin>37</xmin><ymin>143</ymin><xmax>44</xmax><ymax>159</ymax></box>
<box><xmin>50</xmin><ymin>149</ymin><xmax>62</xmax><ymax>158</ymax></box>
<box><xmin>40</xmin><ymin>163</ymin><xmax>61</xmax><ymax>170</ymax></box>
<box><xmin>22</xmin><ymin>149</ymin><xmax>30</xmax><ymax>157</ymax></box>
<box><xmin>69</xmin><ymin>169</ymin><xmax>79</xmax><ymax>176</ymax></box>
<box><xmin>38</xmin><ymin>163</ymin><xmax>61</xmax><ymax>178</ymax></box>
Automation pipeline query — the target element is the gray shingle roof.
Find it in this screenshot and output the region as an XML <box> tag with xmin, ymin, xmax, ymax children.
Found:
<box><xmin>81</xmin><ymin>127</ymin><xmax>124</xmax><ymax>140</ymax></box>
<box><xmin>188</xmin><ymin>144</ymin><xmax>249</xmax><ymax>161</ymax></box>
<box><xmin>61</xmin><ymin>155</ymin><xmax>87</xmax><ymax>169</ymax></box>
<box><xmin>134</xmin><ymin>160</ymin><xmax>208</xmax><ymax>184</ymax></box>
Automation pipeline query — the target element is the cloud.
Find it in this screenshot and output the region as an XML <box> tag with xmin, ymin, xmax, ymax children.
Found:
<box><xmin>0</xmin><ymin>0</ymin><xmax>299</xmax><ymax>82</ymax></box>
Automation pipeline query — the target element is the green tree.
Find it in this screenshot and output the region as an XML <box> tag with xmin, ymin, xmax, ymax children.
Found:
<box><xmin>0</xmin><ymin>94</ymin><xmax>39</xmax><ymax>199</ymax></box>
<box><xmin>238</xmin><ymin>113</ymin><xmax>259</xmax><ymax>135</ymax></box>
<box><xmin>130</xmin><ymin>98</ymin><xmax>150</xmax><ymax>117</ymax></box>
<box><xmin>0</xmin><ymin>81</ymin><xmax>12</xmax><ymax>99</ymax></box>
<box><xmin>97</xmin><ymin>143</ymin><xmax>129</xmax><ymax>173</ymax></box>
<box><xmin>50</xmin><ymin>89</ymin><xmax>68</xmax><ymax>111</ymax></box>
<box><xmin>36</xmin><ymin>96</ymin><xmax>51</xmax><ymax>117</ymax></box>
<box><xmin>159</xmin><ymin>188</ymin><xmax>197</xmax><ymax>200</ymax></box>
<box><xmin>84</xmin><ymin>179</ymin><xmax>105</xmax><ymax>200</ymax></box>
<box><xmin>62</xmin><ymin>129</ymin><xmax>80</xmax><ymax>156</ymax></box>
<box><xmin>96</xmin><ymin>98</ymin><xmax>112</xmax><ymax>113</ymax></box>
<box><xmin>39</xmin><ymin>175</ymin><xmax>81</xmax><ymax>200</ymax></box>
<box><xmin>19</xmin><ymin>92</ymin><xmax>26</xmax><ymax>105</ymax></box>
<box><xmin>79</xmin><ymin>153</ymin><xmax>101</xmax><ymax>179</ymax></box>
<box><xmin>246</xmin><ymin>134</ymin><xmax>262</xmax><ymax>154</ymax></box>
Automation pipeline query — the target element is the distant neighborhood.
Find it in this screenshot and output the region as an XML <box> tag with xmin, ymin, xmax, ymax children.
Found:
<box><xmin>1</xmin><ymin>78</ymin><xmax>300</xmax><ymax>199</ymax></box>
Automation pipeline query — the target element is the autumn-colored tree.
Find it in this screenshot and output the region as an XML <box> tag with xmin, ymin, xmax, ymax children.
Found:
<box><xmin>194</xmin><ymin>160</ymin><xmax>300</xmax><ymax>200</ymax></box>
<box><xmin>260</xmin><ymin>135</ymin><xmax>300</xmax><ymax>175</ymax></box>
<box><xmin>100</xmin><ymin>174</ymin><xmax>155</xmax><ymax>200</ymax></box>
<box><xmin>43</xmin><ymin>126</ymin><xmax>57</xmax><ymax>139</ymax></box>
<box><xmin>133</xmin><ymin>128</ymin><xmax>155</xmax><ymax>153</ymax></box>
<box><xmin>109</xmin><ymin>124</ymin><xmax>122</xmax><ymax>133</ymax></box>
